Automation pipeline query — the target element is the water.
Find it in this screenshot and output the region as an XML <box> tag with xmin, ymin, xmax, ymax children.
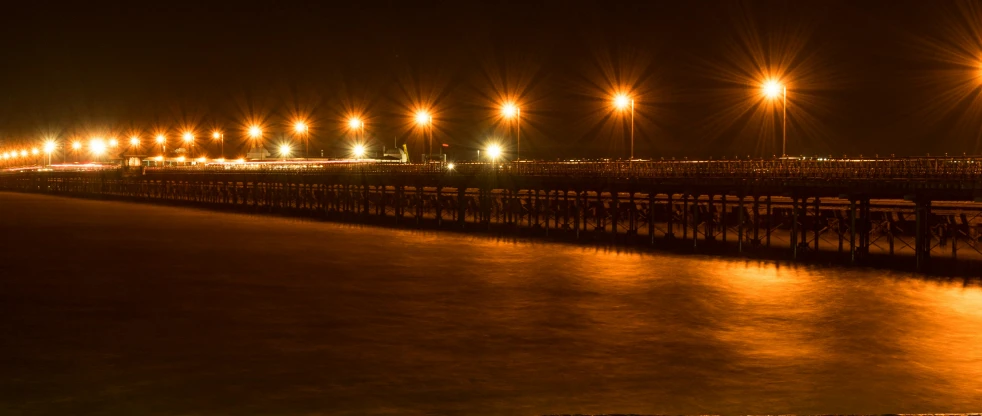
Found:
<box><xmin>1</xmin><ymin>192</ymin><xmax>980</xmax><ymax>415</ymax></box>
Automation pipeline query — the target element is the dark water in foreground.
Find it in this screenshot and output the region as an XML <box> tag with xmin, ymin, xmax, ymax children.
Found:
<box><xmin>1</xmin><ymin>192</ymin><xmax>980</xmax><ymax>415</ymax></box>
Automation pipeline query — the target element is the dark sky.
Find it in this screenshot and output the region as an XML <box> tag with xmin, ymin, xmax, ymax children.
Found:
<box><xmin>0</xmin><ymin>0</ymin><xmax>978</xmax><ymax>159</ymax></box>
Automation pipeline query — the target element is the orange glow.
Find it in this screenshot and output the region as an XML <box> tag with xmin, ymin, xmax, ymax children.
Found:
<box><xmin>212</xmin><ymin>131</ymin><xmax>221</xmax><ymax>139</ymax></box>
<box><xmin>414</xmin><ymin>110</ymin><xmax>432</xmax><ymax>126</ymax></box>
<box><xmin>348</xmin><ymin>117</ymin><xmax>363</xmax><ymax>130</ymax></box>
<box><xmin>248</xmin><ymin>125</ymin><xmax>262</xmax><ymax>138</ymax></box>
<box><xmin>182</xmin><ymin>132</ymin><xmax>194</xmax><ymax>142</ymax></box>
<box><xmin>293</xmin><ymin>121</ymin><xmax>308</xmax><ymax>134</ymax></box>
<box><xmin>155</xmin><ymin>135</ymin><xmax>165</xmax><ymax>144</ymax></box>
<box><xmin>71</xmin><ymin>141</ymin><xmax>82</xmax><ymax>150</ymax></box>
<box><xmin>613</xmin><ymin>93</ymin><xmax>631</xmax><ymax>110</ymax></box>
<box><xmin>129</xmin><ymin>137</ymin><xmax>140</xmax><ymax>146</ymax></box>
<box><xmin>501</xmin><ymin>102</ymin><xmax>519</xmax><ymax>118</ymax></box>
<box><xmin>762</xmin><ymin>80</ymin><xmax>784</xmax><ymax>99</ymax></box>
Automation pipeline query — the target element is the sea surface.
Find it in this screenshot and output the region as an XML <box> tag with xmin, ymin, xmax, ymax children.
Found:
<box><xmin>1</xmin><ymin>192</ymin><xmax>980</xmax><ymax>415</ymax></box>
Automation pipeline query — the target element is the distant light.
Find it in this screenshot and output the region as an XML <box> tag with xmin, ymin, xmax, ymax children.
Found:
<box><xmin>278</xmin><ymin>144</ymin><xmax>292</xmax><ymax>157</ymax></box>
<box><xmin>2</xmin><ymin>152</ymin><xmax>8</xmax><ymax>159</ymax></box>
<box><xmin>129</xmin><ymin>137</ymin><xmax>140</xmax><ymax>146</ymax></box>
<box><xmin>294</xmin><ymin>121</ymin><xmax>308</xmax><ymax>134</ymax></box>
<box><xmin>43</xmin><ymin>141</ymin><xmax>57</xmax><ymax>153</ymax></box>
<box><xmin>353</xmin><ymin>144</ymin><xmax>366</xmax><ymax>158</ymax></box>
<box><xmin>31</xmin><ymin>148</ymin><xmax>39</xmax><ymax>156</ymax></box>
<box><xmin>212</xmin><ymin>131</ymin><xmax>221</xmax><ymax>139</ymax></box>
<box><xmin>176</xmin><ymin>156</ymin><xmax>186</xmax><ymax>162</ymax></box>
<box><xmin>72</xmin><ymin>141</ymin><xmax>82</xmax><ymax>150</ymax></box>
<box><xmin>348</xmin><ymin>117</ymin><xmax>363</xmax><ymax>130</ymax></box>
<box><xmin>154</xmin><ymin>156</ymin><xmax>164</xmax><ymax>161</ymax></box>
<box><xmin>196</xmin><ymin>157</ymin><xmax>207</xmax><ymax>163</ymax></box>
<box><xmin>613</xmin><ymin>93</ymin><xmax>631</xmax><ymax>110</ymax></box>
<box><xmin>762</xmin><ymin>80</ymin><xmax>783</xmax><ymax>99</ymax></box>
<box><xmin>414</xmin><ymin>110</ymin><xmax>431</xmax><ymax>126</ymax></box>
<box><xmin>235</xmin><ymin>158</ymin><xmax>245</xmax><ymax>163</ymax></box>
<box><xmin>248</xmin><ymin>126</ymin><xmax>262</xmax><ymax>138</ymax></box>
<box><xmin>20</xmin><ymin>150</ymin><xmax>27</xmax><ymax>157</ymax></box>
<box><xmin>182</xmin><ymin>132</ymin><xmax>194</xmax><ymax>142</ymax></box>
<box><xmin>501</xmin><ymin>102</ymin><xmax>518</xmax><ymax>118</ymax></box>
<box><xmin>486</xmin><ymin>144</ymin><xmax>502</xmax><ymax>159</ymax></box>
<box><xmin>108</xmin><ymin>138</ymin><xmax>118</xmax><ymax>147</ymax></box>
<box><xmin>446</xmin><ymin>162</ymin><xmax>455</xmax><ymax>170</ymax></box>
<box><xmin>155</xmin><ymin>135</ymin><xmax>166</xmax><ymax>144</ymax></box>
<box><xmin>215</xmin><ymin>157</ymin><xmax>225</xmax><ymax>163</ymax></box>
<box><xmin>90</xmin><ymin>139</ymin><xmax>107</xmax><ymax>156</ymax></box>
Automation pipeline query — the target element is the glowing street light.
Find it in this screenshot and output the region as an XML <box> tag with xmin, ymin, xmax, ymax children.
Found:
<box><xmin>293</xmin><ymin>121</ymin><xmax>309</xmax><ymax>159</ymax></box>
<box><xmin>612</xmin><ymin>92</ymin><xmax>635</xmax><ymax>160</ymax></box>
<box><xmin>155</xmin><ymin>134</ymin><xmax>166</xmax><ymax>161</ymax></box>
<box><xmin>182</xmin><ymin>132</ymin><xmax>195</xmax><ymax>157</ymax></box>
<box><xmin>248</xmin><ymin>125</ymin><xmax>264</xmax><ymax>160</ymax></box>
<box><xmin>129</xmin><ymin>136</ymin><xmax>140</xmax><ymax>148</ymax></box>
<box><xmin>501</xmin><ymin>102</ymin><xmax>522</xmax><ymax>160</ymax></box>
<box><xmin>352</xmin><ymin>143</ymin><xmax>366</xmax><ymax>159</ymax></box>
<box><xmin>414</xmin><ymin>110</ymin><xmax>433</xmax><ymax>161</ymax></box>
<box><xmin>761</xmin><ymin>79</ymin><xmax>788</xmax><ymax>158</ymax></box>
<box><xmin>90</xmin><ymin>138</ymin><xmax>107</xmax><ymax>157</ymax></box>
<box><xmin>348</xmin><ymin>117</ymin><xmax>363</xmax><ymax>131</ymax></box>
<box><xmin>108</xmin><ymin>138</ymin><xmax>118</xmax><ymax>148</ymax></box>
<box><xmin>486</xmin><ymin>143</ymin><xmax>502</xmax><ymax>161</ymax></box>
<box><xmin>212</xmin><ymin>131</ymin><xmax>224</xmax><ymax>159</ymax></box>
<box><xmin>278</xmin><ymin>143</ymin><xmax>292</xmax><ymax>160</ymax></box>
<box><xmin>43</xmin><ymin>140</ymin><xmax>56</xmax><ymax>166</ymax></box>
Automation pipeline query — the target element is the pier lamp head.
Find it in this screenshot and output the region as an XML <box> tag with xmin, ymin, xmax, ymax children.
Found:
<box><xmin>248</xmin><ymin>126</ymin><xmax>262</xmax><ymax>138</ymax></box>
<box><xmin>501</xmin><ymin>102</ymin><xmax>518</xmax><ymax>118</ymax></box>
<box><xmin>129</xmin><ymin>137</ymin><xmax>140</xmax><ymax>146</ymax></box>
<box><xmin>182</xmin><ymin>132</ymin><xmax>194</xmax><ymax>143</ymax></box>
<box><xmin>31</xmin><ymin>148</ymin><xmax>39</xmax><ymax>156</ymax></box>
<box><xmin>414</xmin><ymin>110</ymin><xmax>432</xmax><ymax>126</ymax></box>
<box><xmin>278</xmin><ymin>144</ymin><xmax>292</xmax><ymax>157</ymax></box>
<box><xmin>762</xmin><ymin>80</ymin><xmax>784</xmax><ymax>99</ymax></box>
<box><xmin>212</xmin><ymin>131</ymin><xmax>221</xmax><ymax>140</ymax></box>
<box><xmin>20</xmin><ymin>149</ymin><xmax>28</xmax><ymax>157</ymax></box>
<box><xmin>43</xmin><ymin>141</ymin><xmax>57</xmax><ymax>154</ymax></box>
<box><xmin>108</xmin><ymin>138</ymin><xmax>118</xmax><ymax>148</ymax></box>
<box><xmin>348</xmin><ymin>117</ymin><xmax>363</xmax><ymax>130</ymax></box>
<box><xmin>352</xmin><ymin>144</ymin><xmax>366</xmax><ymax>158</ymax></box>
<box><xmin>72</xmin><ymin>141</ymin><xmax>82</xmax><ymax>150</ymax></box>
<box><xmin>294</xmin><ymin>121</ymin><xmax>308</xmax><ymax>134</ymax></box>
<box><xmin>90</xmin><ymin>139</ymin><xmax>107</xmax><ymax>156</ymax></box>
<box><xmin>486</xmin><ymin>144</ymin><xmax>502</xmax><ymax>160</ymax></box>
<box><xmin>155</xmin><ymin>135</ymin><xmax>165</xmax><ymax>144</ymax></box>
<box><xmin>613</xmin><ymin>93</ymin><xmax>631</xmax><ymax>110</ymax></box>
<box><xmin>446</xmin><ymin>162</ymin><xmax>455</xmax><ymax>171</ymax></box>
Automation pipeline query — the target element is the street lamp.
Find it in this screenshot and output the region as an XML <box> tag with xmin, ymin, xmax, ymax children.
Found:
<box><xmin>613</xmin><ymin>92</ymin><xmax>635</xmax><ymax>160</ymax></box>
<box><xmin>182</xmin><ymin>132</ymin><xmax>194</xmax><ymax>158</ymax></box>
<box><xmin>71</xmin><ymin>141</ymin><xmax>82</xmax><ymax>163</ymax></box>
<box><xmin>501</xmin><ymin>102</ymin><xmax>521</xmax><ymax>160</ymax></box>
<box><xmin>43</xmin><ymin>140</ymin><xmax>56</xmax><ymax>166</ymax></box>
<box><xmin>414</xmin><ymin>110</ymin><xmax>433</xmax><ymax>162</ymax></box>
<box><xmin>278</xmin><ymin>143</ymin><xmax>292</xmax><ymax>160</ymax></box>
<box><xmin>212</xmin><ymin>131</ymin><xmax>224</xmax><ymax>159</ymax></box>
<box><xmin>352</xmin><ymin>143</ymin><xmax>366</xmax><ymax>159</ymax></box>
<box><xmin>293</xmin><ymin>121</ymin><xmax>309</xmax><ymax>159</ymax></box>
<box><xmin>486</xmin><ymin>143</ymin><xmax>502</xmax><ymax>162</ymax></box>
<box><xmin>762</xmin><ymin>79</ymin><xmax>788</xmax><ymax>158</ymax></box>
<box><xmin>129</xmin><ymin>136</ymin><xmax>140</xmax><ymax>151</ymax></box>
<box><xmin>90</xmin><ymin>138</ymin><xmax>107</xmax><ymax>159</ymax></box>
<box><xmin>248</xmin><ymin>125</ymin><xmax>263</xmax><ymax>160</ymax></box>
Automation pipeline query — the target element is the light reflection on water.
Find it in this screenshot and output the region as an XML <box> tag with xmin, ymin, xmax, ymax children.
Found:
<box><xmin>1</xmin><ymin>192</ymin><xmax>981</xmax><ymax>415</ymax></box>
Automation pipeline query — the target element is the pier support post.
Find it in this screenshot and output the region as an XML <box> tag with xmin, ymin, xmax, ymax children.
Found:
<box><xmin>915</xmin><ymin>198</ymin><xmax>932</xmax><ymax>272</ymax></box>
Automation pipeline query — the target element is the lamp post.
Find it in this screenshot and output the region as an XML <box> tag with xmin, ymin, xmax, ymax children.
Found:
<box><xmin>182</xmin><ymin>132</ymin><xmax>194</xmax><ymax>158</ymax></box>
<box><xmin>613</xmin><ymin>93</ymin><xmax>634</xmax><ymax>160</ymax></box>
<box><xmin>762</xmin><ymin>80</ymin><xmax>788</xmax><ymax>158</ymax></box>
<box><xmin>293</xmin><ymin>122</ymin><xmax>309</xmax><ymax>160</ymax></box>
<box><xmin>71</xmin><ymin>141</ymin><xmax>81</xmax><ymax>163</ymax></box>
<box><xmin>212</xmin><ymin>131</ymin><xmax>224</xmax><ymax>159</ymax></box>
<box><xmin>248</xmin><ymin>126</ymin><xmax>263</xmax><ymax>161</ymax></box>
<box><xmin>43</xmin><ymin>141</ymin><xmax>56</xmax><ymax>166</ymax></box>
<box><xmin>501</xmin><ymin>102</ymin><xmax>521</xmax><ymax>160</ymax></box>
<box><xmin>414</xmin><ymin>110</ymin><xmax>432</xmax><ymax>163</ymax></box>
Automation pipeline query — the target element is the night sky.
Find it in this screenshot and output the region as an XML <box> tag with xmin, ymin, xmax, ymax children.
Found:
<box><xmin>1</xmin><ymin>0</ymin><xmax>979</xmax><ymax>159</ymax></box>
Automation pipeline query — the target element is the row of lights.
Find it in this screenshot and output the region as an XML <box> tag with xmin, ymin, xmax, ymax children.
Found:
<box><xmin>1</xmin><ymin>79</ymin><xmax>787</xmax><ymax>164</ymax></box>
